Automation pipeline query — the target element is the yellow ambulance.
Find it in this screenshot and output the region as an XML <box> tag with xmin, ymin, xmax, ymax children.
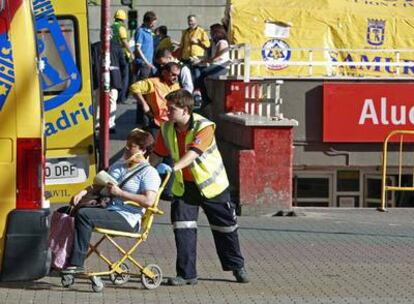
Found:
<box><xmin>0</xmin><ymin>0</ymin><xmax>50</xmax><ymax>281</ymax></box>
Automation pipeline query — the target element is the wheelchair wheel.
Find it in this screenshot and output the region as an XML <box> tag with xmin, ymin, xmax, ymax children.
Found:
<box><xmin>109</xmin><ymin>263</ymin><xmax>130</xmax><ymax>285</ymax></box>
<box><xmin>91</xmin><ymin>276</ymin><xmax>104</xmax><ymax>293</ymax></box>
<box><xmin>141</xmin><ymin>264</ymin><xmax>162</xmax><ymax>289</ymax></box>
<box><xmin>61</xmin><ymin>274</ymin><xmax>75</xmax><ymax>288</ymax></box>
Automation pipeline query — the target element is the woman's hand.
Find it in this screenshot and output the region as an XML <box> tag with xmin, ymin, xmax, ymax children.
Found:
<box><xmin>71</xmin><ymin>189</ymin><xmax>87</xmax><ymax>206</ymax></box>
<box><xmin>106</xmin><ymin>183</ymin><xmax>123</xmax><ymax>198</ymax></box>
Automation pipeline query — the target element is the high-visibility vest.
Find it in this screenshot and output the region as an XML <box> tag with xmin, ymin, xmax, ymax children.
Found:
<box><xmin>111</xmin><ymin>21</ymin><xmax>131</xmax><ymax>59</ymax></box>
<box><xmin>111</xmin><ymin>21</ymin><xmax>125</xmax><ymax>45</ymax></box>
<box><xmin>161</xmin><ymin>113</ymin><xmax>229</xmax><ymax>198</ymax></box>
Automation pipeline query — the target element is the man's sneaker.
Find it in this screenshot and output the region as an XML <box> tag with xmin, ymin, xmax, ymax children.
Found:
<box><xmin>61</xmin><ymin>266</ymin><xmax>85</xmax><ymax>274</ymax></box>
<box><xmin>233</xmin><ymin>268</ymin><xmax>249</xmax><ymax>283</ymax></box>
<box><xmin>167</xmin><ymin>276</ymin><xmax>198</xmax><ymax>286</ymax></box>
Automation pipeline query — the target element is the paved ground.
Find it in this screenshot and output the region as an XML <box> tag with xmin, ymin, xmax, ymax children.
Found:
<box><xmin>2</xmin><ymin>206</ymin><xmax>414</xmax><ymax>304</ymax></box>
<box><xmin>1</xmin><ymin>102</ymin><xmax>414</xmax><ymax>303</ymax></box>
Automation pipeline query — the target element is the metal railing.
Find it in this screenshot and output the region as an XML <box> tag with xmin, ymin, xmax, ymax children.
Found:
<box><xmin>226</xmin><ymin>43</ymin><xmax>251</xmax><ymax>82</ymax></box>
<box><xmin>225</xmin><ymin>45</ymin><xmax>414</xmax><ymax>81</ymax></box>
<box><xmin>380</xmin><ymin>130</ymin><xmax>414</xmax><ymax>212</ymax></box>
<box><xmin>243</xmin><ymin>80</ymin><xmax>284</xmax><ymax>120</ymax></box>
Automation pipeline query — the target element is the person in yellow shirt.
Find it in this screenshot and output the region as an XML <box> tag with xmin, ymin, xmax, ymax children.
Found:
<box><xmin>130</xmin><ymin>62</ymin><xmax>181</xmax><ymax>136</ymax></box>
<box><xmin>155</xmin><ymin>26</ymin><xmax>179</xmax><ymax>53</ymax></box>
<box><xmin>178</xmin><ymin>15</ymin><xmax>210</xmax><ymax>63</ymax></box>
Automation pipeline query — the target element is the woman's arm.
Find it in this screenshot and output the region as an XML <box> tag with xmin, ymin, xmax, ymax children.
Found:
<box><xmin>71</xmin><ymin>184</ymin><xmax>97</xmax><ymax>206</ymax></box>
<box><xmin>107</xmin><ymin>183</ymin><xmax>158</xmax><ymax>209</ymax></box>
<box><xmin>209</xmin><ymin>40</ymin><xmax>229</xmax><ymax>63</ymax></box>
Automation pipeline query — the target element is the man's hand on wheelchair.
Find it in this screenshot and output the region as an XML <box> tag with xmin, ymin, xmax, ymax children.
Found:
<box><xmin>156</xmin><ymin>163</ymin><xmax>172</xmax><ymax>175</ymax></box>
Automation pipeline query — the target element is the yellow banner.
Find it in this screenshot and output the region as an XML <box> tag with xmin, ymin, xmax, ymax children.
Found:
<box><xmin>228</xmin><ymin>0</ymin><xmax>414</xmax><ymax>77</ymax></box>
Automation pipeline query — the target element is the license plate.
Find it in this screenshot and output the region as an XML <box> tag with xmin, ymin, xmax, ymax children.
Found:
<box><xmin>46</xmin><ymin>161</ymin><xmax>78</xmax><ymax>179</ymax></box>
<box><xmin>45</xmin><ymin>156</ymin><xmax>89</xmax><ymax>185</ymax></box>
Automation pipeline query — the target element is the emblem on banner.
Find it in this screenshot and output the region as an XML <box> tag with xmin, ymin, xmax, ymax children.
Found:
<box><xmin>261</xmin><ymin>39</ymin><xmax>291</xmax><ymax>70</ymax></box>
<box><xmin>366</xmin><ymin>19</ymin><xmax>386</xmax><ymax>46</ymax></box>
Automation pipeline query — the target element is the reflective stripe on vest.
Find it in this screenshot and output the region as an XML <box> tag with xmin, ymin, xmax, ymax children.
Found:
<box><xmin>161</xmin><ymin>113</ymin><xmax>229</xmax><ymax>198</ymax></box>
<box><xmin>196</xmin><ymin>162</ymin><xmax>225</xmax><ymax>190</ymax></box>
<box><xmin>194</xmin><ymin>143</ymin><xmax>217</xmax><ymax>165</ymax></box>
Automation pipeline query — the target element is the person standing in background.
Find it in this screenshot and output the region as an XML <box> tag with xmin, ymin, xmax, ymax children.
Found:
<box><xmin>155</xmin><ymin>26</ymin><xmax>179</xmax><ymax>53</ymax></box>
<box><xmin>178</xmin><ymin>15</ymin><xmax>210</xmax><ymax>65</ymax></box>
<box><xmin>134</xmin><ymin>11</ymin><xmax>157</xmax><ymax>81</ymax></box>
<box><xmin>111</xmin><ymin>9</ymin><xmax>133</xmax><ymax>104</ymax></box>
<box><xmin>91</xmin><ymin>40</ymin><xmax>127</xmax><ymax>133</ymax></box>
<box><xmin>134</xmin><ymin>11</ymin><xmax>157</xmax><ymax>124</ymax></box>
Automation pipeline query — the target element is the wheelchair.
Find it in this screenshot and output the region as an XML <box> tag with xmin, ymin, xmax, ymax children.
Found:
<box><xmin>61</xmin><ymin>171</ymin><xmax>171</xmax><ymax>292</ymax></box>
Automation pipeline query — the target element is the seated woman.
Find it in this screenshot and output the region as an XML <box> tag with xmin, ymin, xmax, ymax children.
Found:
<box><xmin>193</xmin><ymin>23</ymin><xmax>230</xmax><ymax>108</ymax></box>
<box><xmin>61</xmin><ymin>128</ymin><xmax>161</xmax><ymax>274</ymax></box>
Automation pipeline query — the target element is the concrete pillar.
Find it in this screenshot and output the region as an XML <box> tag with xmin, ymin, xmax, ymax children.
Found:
<box><xmin>220</xmin><ymin>114</ymin><xmax>296</xmax><ymax>215</ymax></box>
<box><xmin>209</xmin><ymin>79</ymin><xmax>298</xmax><ymax>215</ymax></box>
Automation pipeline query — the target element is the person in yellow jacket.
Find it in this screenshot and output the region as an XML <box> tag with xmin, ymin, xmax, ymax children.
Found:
<box><xmin>111</xmin><ymin>9</ymin><xmax>134</xmax><ymax>104</ymax></box>
<box><xmin>178</xmin><ymin>15</ymin><xmax>210</xmax><ymax>63</ymax></box>
<box><xmin>150</xmin><ymin>89</ymin><xmax>249</xmax><ymax>286</ymax></box>
<box><xmin>130</xmin><ymin>62</ymin><xmax>181</xmax><ymax>136</ymax></box>
<box><xmin>111</xmin><ymin>9</ymin><xmax>134</xmax><ymax>61</ymax></box>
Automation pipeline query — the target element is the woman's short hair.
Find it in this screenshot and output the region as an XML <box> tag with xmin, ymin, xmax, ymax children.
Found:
<box><xmin>127</xmin><ymin>128</ymin><xmax>154</xmax><ymax>157</ymax></box>
<box><xmin>210</xmin><ymin>23</ymin><xmax>227</xmax><ymax>41</ymax></box>
<box><xmin>165</xmin><ymin>89</ymin><xmax>194</xmax><ymax>114</ymax></box>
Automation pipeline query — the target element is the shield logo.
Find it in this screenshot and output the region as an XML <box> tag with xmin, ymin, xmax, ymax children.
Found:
<box><xmin>261</xmin><ymin>39</ymin><xmax>291</xmax><ymax>70</ymax></box>
<box><xmin>367</xmin><ymin>19</ymin><xmax>386</xmax><ymax>46</ymax></box>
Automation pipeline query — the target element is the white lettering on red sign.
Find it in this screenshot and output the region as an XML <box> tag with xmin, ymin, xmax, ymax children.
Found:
<box><xmin>358</xmin><ymin>97</ymin><xmax>414</xmax><ymax>126</ymax></box>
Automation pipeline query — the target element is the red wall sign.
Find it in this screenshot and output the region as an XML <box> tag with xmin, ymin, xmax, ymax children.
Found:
<box><xmin>323</xmin><ymin>82</ymin><xmax>414</xmax><ymax>142</ymax></box>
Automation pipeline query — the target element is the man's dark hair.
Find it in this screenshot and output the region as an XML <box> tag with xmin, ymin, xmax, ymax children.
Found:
<box><xmin>155</xmin><ymin>48</ymin><xmax>172</xmax><ymax>61</ymax></box>
<box><xmin>143</xmin><ymin>11</ymin><xmax>157</xmax><ymax>24</ymax></box>
<box><xmin>165</xmin><ymin>89</ymin><xmax>194</xmax><ymax>114</ymax></box>
<box><xmin>157</xmin><ymin>25</ymin><xmax>168</xmax><ymax>36</ymax></box>
<box><xmin>161</xmin><ymin>61</ymin><xmax>181</xmax><ymax>73</ymax></box>
<box><xmin>187</xmin><ymin>14</ymin><xmax>197</xmax><ymax>20</ymax></box>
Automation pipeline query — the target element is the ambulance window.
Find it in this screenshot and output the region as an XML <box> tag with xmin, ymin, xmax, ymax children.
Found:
<box><xmin>36</xmin><ymin>17</ymin><xmax>80</xmax><ymax>94</ymax></box>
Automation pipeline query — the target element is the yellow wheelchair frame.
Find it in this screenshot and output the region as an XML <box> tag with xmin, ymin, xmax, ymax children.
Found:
<box><xmin>61</xmin><ymin>172</ymin><xmax>171</xmax><ymax>292</ymax></box>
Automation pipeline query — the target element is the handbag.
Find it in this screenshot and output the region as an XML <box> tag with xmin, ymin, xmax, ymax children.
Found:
<box><xmin>48</xmin><ymin>210</ymin><xmax>75</xmax><ymax>270</ymax></box>
<box><xmin>71</xmin><ymin>163</ymin><xmax>150</xmax><ymax>214</ymax></box>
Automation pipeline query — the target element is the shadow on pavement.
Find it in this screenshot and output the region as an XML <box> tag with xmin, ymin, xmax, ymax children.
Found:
<box><xmin>0</xmin><ymin>281</ymin><xmax>59</xmax><ymax>290</ymax></box>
